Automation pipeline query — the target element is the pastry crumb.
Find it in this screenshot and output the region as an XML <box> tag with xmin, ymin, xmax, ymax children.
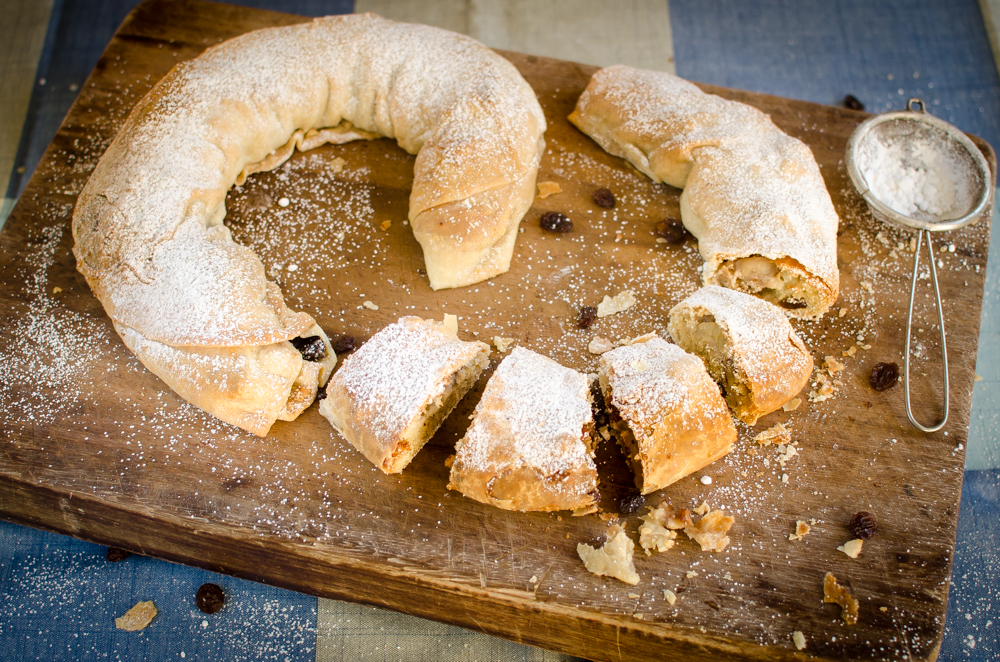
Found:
<box><xmin>115</xmin><ymin>601</ymin><xmax>157</xmax><ymax>631</ymax></box>
<box><xmin>577</xmin><ymin>527</ymin><xmax>640</xmax><ymax>585</ymax></box>
<box><xmin>823</xmin><ymin>356</ymin><xmax>845</xmax><ymax>375</ymax></box>
<box><xmin>789</xmin><ymin>520</ymin><xmax>812</xmax><ymax>541</ymax></box>
<box><xmin>638</xmin><ymin>510</ymin><xmax>678</xmax><ymax>555</ymax></box>
<box><xmin>664</xmin><ymin>589</ymin><xmax>677</xmax><ymax>605</ymax></box>
<box><xmin>684</xmin><ymin>510</ymin><xmax>734</xmax><ymax>552</ymax></box>
<box><xmin>838</xmin><ymin>538</ymin><xmax>864</xmax><ymax>558</ymax></box>
<box><xmin>52</xmin><ymin>286</ymin><xmax>63</xmax><ymax>294</ymax></box>
<box><xmin>442</xmin><ymin>313</ymin><xmax>459</xmax><ymax>335</ymax></box>
<box><xmin>792</xmin><ymin>630</ymin><xmax>807</xmax><ymax>650</ymax></box>
<box><xmin>824</xmin><ymin>572</ymin><xmax>859</xmax><ymax>625</ymax></box>
<box><xmin>380</xmin><ymin>220</ymin><xmax>392</xmax><ymax>230</ymax></box>
<box><xmin>492</xmin><ymin>336</ymin><xmax>515</xmax><ymax>352</ymax></box>
<box><xmin>694</xmin><ymin>501</ymin><xmax>711</xmax><ymax>516</ymax></box>
<box><xmin>537</xmin><ymin>181</ymin><xmax>562</xmax><ymax>198</ymax></box>
<box><xmin>843</xmin><ymin>345</ymin><xmax>858</xmax><ymax>357</ymax></box>
<box><xmin>782</xmin><ymin>398</ymin><xmax>802</xmax><ymax>412</ymax></box>
<box><xmin>596</xmin><ymin>290</ymin><xmax>636</xmax><ymax>317</ymax></box>
<box><xmin>628</xmin><ymin>593</ymin><xmax>640</xmax><ymax>599</ymax></box>
<box><xmin>529</xmin><ymin>575</ymin><xmax>538</xmax><ymax>583</ymax></box>
<box><xmin>685</xmin><ymin>570</ymin><xmax>698</xmax><ymax>579</ymax></box>
<box><xmin>362</xmin><ymin>300</ymin><xmax>379</xmax><ymax>311</ymax></box>
<box><xmin>588</xmin><ymin>336</ymin><xmax>614</xmax><ymax>354</ymax></box>
<box><xmin>755</xmin><ymin>422</ymin><xmax>791</xmax><ymax>446</ymax></box>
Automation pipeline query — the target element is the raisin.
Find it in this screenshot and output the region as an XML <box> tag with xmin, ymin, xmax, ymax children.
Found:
<box><xmin>540</xmin><ymin>211</ymin><xmax>573</xmax><ymax>233</ymax></box>
<box><xmin>592</xmin><ymin>188</ymin><xmax>616</xmax><ymax>209</ymax></box>
<box><xmin>869</xmin><ymin>362</ymin><xmax>900</xmax><ymax>391</ymax></box>
<box><xmin>779</xmin><ymin>298</ymin><xmax>809</xmax><ymax>310</ymax></box>
<box><xmin>618</xmin><ymin>493</ymin><xmax>645</xmax><ymax>515</ymax></box>
<box><xmin>577</xmin><ymin>306</ymin><xmax>598</xmax><ymax>329</ymax></box>
<box><xmin>331</xmin><ymin>335</ymin><xmax>357</xmax><ymax>354</ymax></box>
<box><xmin>196</xmin><ymin>583</ymin><xmax>226</xmax><ymax>614</ymax></box>
<box><xmin>106</xmin><ymin>547</ymin><xmax>130</xmax><ymax>562</ymax></box>
<box><xmin>317</xmin><ymin>388</ymin><xmax>328</xmax><ymax>401</ymax></box>
<box><xmin>655</xmin><ymin>218</ymin><xmax>691</xmax><ymax>244</ymax></box>
<box><xmin>290</xmin><ymin>336</ymin><xmax>326</xmax><ymax>362</ymax></box>
<box><xmin>844</xmin><ymin>94</ymin><xmax>865</xmax><ymax>111</ymax></box>
<box><xmin>849</xmin><ymin>511</ymin><xmax>878</xmax><ymax>540</ymax></box>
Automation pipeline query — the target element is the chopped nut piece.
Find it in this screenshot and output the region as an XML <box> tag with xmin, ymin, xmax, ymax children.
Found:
<box><xmin>684</xmin><ymin>510</ymin><xmax>734</xmax><ymax>552</ymax></box>
<box><xmin>577</xmin><ymin>527</ymin><xmax>640</xmax><ymax>585</ymax></box>
<box><xmin>492</xmin><ymin>336</ymin><xmax>515</xmax><ymax>352</ymax></box>
<box><xmin>537</xmin><ymin>181</ymin><xmax>562</xmax><ymax>199</ymax></box>
<box><xmin>755</xmin><ymin>422</ymin><xmax>792</xmax><ymax>446</ymax></box>
<box><xmin>789</xmin><ymin>520</ymin><xmax>812</xmax><ymax>542</ymax></box>
<box><xmin>588</xmin><ymin>336</ymin><xmax>614</xmax><ymax>355</ymax></box>
<box><xmin>792</xmin><ymin>630</ymin><xmax>807</xmax><ymax>650</ymax></box>
<box><xmin>664</xmin><ymin>589</ymin><xmax>677</xmax><ymax>605</ymax></box>
<box><xmin>838</xmin><ymin>538</ymin><xmax>864</xmax><ymax>558</ymax></box>
<box><xmin>596</xmin><ymin>291</ymin><xmax>636</xmax><ymax>317</ymax></box>
<box><xmin>115</xmin><ymin>601</ymin><xmax>157</xmax><ymax>631</ymax></box>
<box><xmin>380</xmin><ymin>220</ymin><xmax>392</xmax><ymax>230</ymax></box>
<box><xmin>362</xmin><ymin>301</ymin><xmax>379</xmax><ymax>311</ymax></box>
<box><xmin>782</xmin><ymin>398</ymin><xmax>802</xmax><ymax>412</ymax></box>
<box><xmin>823</xmin><ymin>572</ymin><xmax>859</xmax><ymax>625</ymax></box>
<box><xmin>843</xmin><ymin>346</ymin><xmax>858</xmax><ymax>357</ymax></box>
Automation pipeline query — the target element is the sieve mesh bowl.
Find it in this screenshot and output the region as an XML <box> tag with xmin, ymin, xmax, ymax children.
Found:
<box><xmin>845</xmin><ymin>99</ymin><xmax>993</xmax><ymax>233</ymax></box>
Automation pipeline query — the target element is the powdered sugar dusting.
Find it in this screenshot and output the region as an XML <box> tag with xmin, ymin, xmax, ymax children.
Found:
<box><xmin>332</xmin><ymin>316</ymin><xmax>486</xmax><ymax>444</ymax></box>
<box><xmin>570</xmin><ymin>65</ymin><xmax>839</xmax><ymax>298</ymax></box>
<box><xmin>669</xmin><ymin>285</ymin><xmax>810</xmax><ymax>395</ymax></box>
<box><xmin>457</xmin><ymin>347</ymin><xmax>594</xmax><ymax>477</ymax></box>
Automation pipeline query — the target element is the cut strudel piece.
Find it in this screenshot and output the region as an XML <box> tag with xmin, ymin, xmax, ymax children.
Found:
<box><xmin>320</xmin><ymin>316</ymin><xmax>489</xmax><ymax>474</ymax></box>
<box><xmin>598</xmin><ymin>336</ymin><xmax>736</xmax><ymax>494</ymax></box>
<box><xmin>448</xmin><ymin>347</ymin><xmax>600</xmax><ymax>514</ymax></box>
<box><xmin>668</xmin><ymin>286</ymin><xmax>813</xmax><ymax>425</ymax></box>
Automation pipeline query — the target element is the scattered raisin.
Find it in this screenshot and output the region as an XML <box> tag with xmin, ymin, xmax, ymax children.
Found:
<box><xmin>196</xmin><ymin>583</ymin><xmax>226</xmax><ymax>614</ymax></box>
<box><xmin>849</xmin><ymin>511</ymin><xmax>878</xmax><ymax>540</ymax></box>
<box><xmin>577</xmin><ymin>306</ymin><xmax>598</xmax><ymax>329</ymax></box>
<box><xmin>331</xmin><ymin>335</ymin><xmax>357</xmax><ymax>354</ymax></box>
<box><xmin>869</xmin><ymin>362</ymin><xmax>900</xmax><ymax>391</ymax></box>
<box><xmin>106</xmin><ymin>547</ymin><xmax>129</xmax><ymax>562</ymax></box>
<box><xmin>540</xmin><ymin>211</ymin><xmax>573</xmax><ymax>233</ymax></box>
<box><xmin>844</xmin><ymin>94</ymin><xmax>865</xmax><ymax>111</ymax></box>
<box><xmin>592</xmin><ymin>188</ymin><xmax>616</xmax><ymax>209</ymax></box>
<box><xmin>317</xmin><ymin>388</ymin><xmax>328</xmax><ymax>401</ymax></box>
<box><xmin>655</xmin><ymin>218</ymin><xmax>691</xmax><ymax>244</ymax></box>
<box><xmin>618</xmin><ymin>493</ymin><xmax>645</xmax><ymax>515</ymax></box>
<box><xmin>290</xmin><ymin>336</ymin><xmax>326</xmax><ymax>362</ymax></box>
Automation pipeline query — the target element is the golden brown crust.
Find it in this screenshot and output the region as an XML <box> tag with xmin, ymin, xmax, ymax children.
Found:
<box><xmin>71</xmin><ymin>14</ymin><xmax>544</xmax><ymax>435</ymax></box>
<box><xmin>598</xmin><ymin>337</ymin><xmax>736</xmax><ymax>494</ymax></box>
<box><xmin>320</xmin><ymin>317</ymin><xmax>490</xmax><ymax>474</ymax></box>
<box><xmin>570</xmin><ymin>65</ymin><xmax>839</xmax><ymax>319</ymax></box>
<box><xmin>448</xmin><ymin>347</ymin><xmax>600</xmax><ymax>513</ymax></box>
<box><xmin>668</xmin><ymin>286</ymin><xmax>813</xmax><ymax>425</ymax></box>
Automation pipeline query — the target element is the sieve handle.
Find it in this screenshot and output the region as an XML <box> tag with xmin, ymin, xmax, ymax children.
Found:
<box><xmin>903</xmin><ymin>229</ymin><xmax>949</xmax><ymax>432</ymax></box>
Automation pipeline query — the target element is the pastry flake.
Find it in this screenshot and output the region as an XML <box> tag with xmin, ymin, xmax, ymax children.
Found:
<box><xmin>577</xmin><ymin>527</ymin><xmax>640</xmax><ymax>585</ymax></box>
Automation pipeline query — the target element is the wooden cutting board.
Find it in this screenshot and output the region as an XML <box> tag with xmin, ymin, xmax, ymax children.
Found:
<box><xmin>0</xmin><ymin>1</ymin><xmax>994</xmax><ymax>660</ymax></box>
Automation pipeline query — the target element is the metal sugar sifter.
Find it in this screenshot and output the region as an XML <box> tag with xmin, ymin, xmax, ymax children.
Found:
<box><xmin>846</xmin><ymin>98</ymin><xmax>994</xmax><ymax>432</ymax></box>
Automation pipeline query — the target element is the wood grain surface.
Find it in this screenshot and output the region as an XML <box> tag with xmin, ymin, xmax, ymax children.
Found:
<box><xmin>0</xmin><ymin>1</ymin><xmax>995</xmax><ymax>660</ymax></box>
